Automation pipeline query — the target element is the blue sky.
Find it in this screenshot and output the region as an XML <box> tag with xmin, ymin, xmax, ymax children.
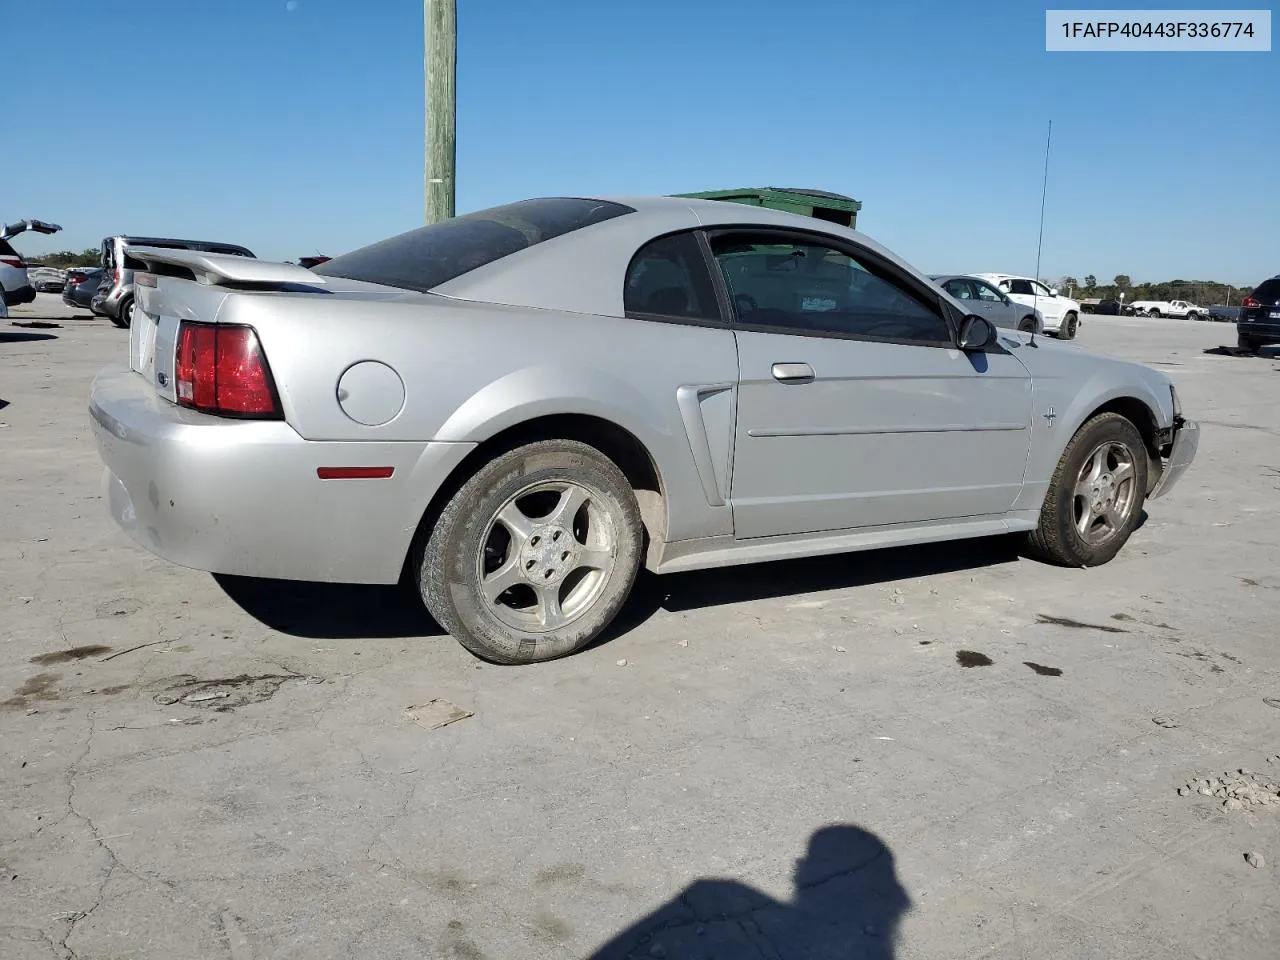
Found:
<box><xmin>7</xmin><ymin>0</ymin><xmax>1276</xmax><ymax>283</ymax></box>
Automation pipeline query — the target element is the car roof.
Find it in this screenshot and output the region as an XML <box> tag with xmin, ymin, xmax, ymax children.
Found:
<box><xmin>431</xmin><ymin>195</ymin><xmax>926</xmax><ymax>318</ymax></box>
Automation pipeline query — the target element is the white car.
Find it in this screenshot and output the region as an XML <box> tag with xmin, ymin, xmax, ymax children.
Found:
<box><xmin>0</xmin><ymin>219</ymin><xmax>63</xmax><ymax>308</ymax></box>
<box><xmin>972</xmin><ymin>273</ymin><xmax>1081</xmax><ymax>339</ymax></box>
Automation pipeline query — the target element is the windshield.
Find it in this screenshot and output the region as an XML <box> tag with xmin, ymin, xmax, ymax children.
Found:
<box><xmin>313</xmin><ymin>198</ymin><xmax>633</xmax><ymax>294</ymax></box>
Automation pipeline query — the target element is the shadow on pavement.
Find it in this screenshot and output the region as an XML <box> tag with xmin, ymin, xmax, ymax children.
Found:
<box><xmin>0</xmin><ymin>331</ymin><xmax>58</xmax><ymax>343</ymax></box>
<box><xmin>588</xmin><ymin>824</ymin><xmax>909</xmax><ymax>959</ymax></box>
<box><xmin>604</xmin><ymin>535</ymin><xmax>1024</xmax><ymax>641</ymax></box>
<box><xmin>221</xmin><ymin>536</ymin><xmax>1025</xmax><ymax>644</ymax></box>
<box><xmin>214</xmin><ymin>575</ymin><xmax>444</xmax><ymax>639</ymax></box>
<box><xmin>1204</xmin><ymin>345</ymin><xmax>1277</xmax><ymax>358</ymax></box>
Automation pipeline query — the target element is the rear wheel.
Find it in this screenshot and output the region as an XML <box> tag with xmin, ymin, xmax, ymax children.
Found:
<box><xmin>1238</xmin><ymin>333</ymin><xmax>1260</xmax><ymax>353</ymax></box>
<box><xmin>110</xmin><ymin>297</ymin><xmax>133</xmax><ymax>329</ymax></box>
<box><xmin>418</xmin><ymin>439</ymin><xmax>644</xmax><ymax>664</ymax></box>
<box><xmin>1025</xmin><ymin>412</ymin><xmax>1148</xmax><ymax>567</ymax></box>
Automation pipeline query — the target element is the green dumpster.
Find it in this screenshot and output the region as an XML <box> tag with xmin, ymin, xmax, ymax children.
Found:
<box><xmin>674</xmin><ymin>187</ymin><xmax>861</xmax><ymax>229</ymax></box>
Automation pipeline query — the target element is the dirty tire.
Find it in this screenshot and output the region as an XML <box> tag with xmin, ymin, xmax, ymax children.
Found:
<box><xmin>418</xmin><ymin>439</ymin><xmax>643</xmax><ymax>664</ymax></box>
<box><xmin>1025</xmin><ymin>412</ymin><xmax>1149</xmax><ymax>568</ymax></box>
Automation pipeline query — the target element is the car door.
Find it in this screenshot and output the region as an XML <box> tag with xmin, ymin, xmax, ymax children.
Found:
<box><xmin>1027</xmin><ymin>279</ymin><xmax>1062</xmax><ymax>324</ymax></box>
<box><xmin>710</xmin><ymin>230</ymin><xmax>1033</xmax><ymax>540</ymax></box>
<box><xmin>971</xmin><ymin>278</ymin><xmax>1019</xmax><ymax>328</ymax></box>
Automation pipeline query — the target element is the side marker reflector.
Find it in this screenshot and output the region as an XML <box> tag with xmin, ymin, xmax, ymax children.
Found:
<box><xmin>317</xmin><ymin>466</ymin><xmax>395</xmax><ymax>480</ymax></box>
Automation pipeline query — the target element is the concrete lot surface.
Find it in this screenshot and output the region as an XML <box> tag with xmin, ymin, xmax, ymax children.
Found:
<box><xmin>2</xmin><ymin>297</ymin><xmax>1278</xmax><ymax>959</ymax></box>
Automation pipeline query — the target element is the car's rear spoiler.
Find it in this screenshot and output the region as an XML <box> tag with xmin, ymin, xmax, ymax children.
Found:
<box><xmin>127</xmin><ymin>246</ymin><xmax>328</xmax><ymax>288</ymax></box>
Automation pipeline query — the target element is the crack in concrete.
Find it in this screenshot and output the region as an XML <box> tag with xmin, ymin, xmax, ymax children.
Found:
<box><xmin>57</xmin><ymin>710</ymin><xmax>114</xmax><ymax>960</ymax></box>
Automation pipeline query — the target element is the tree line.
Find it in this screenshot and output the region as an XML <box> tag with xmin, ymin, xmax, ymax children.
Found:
<box><xmin>24</xmin><ymin>249</ymin><xmax>101</xmax><ymax>268</ymax></box>
<box><xmin>1056</xmin><ymin>275</ymin><xmax>1245</xmax><ymax>306</ymax></box>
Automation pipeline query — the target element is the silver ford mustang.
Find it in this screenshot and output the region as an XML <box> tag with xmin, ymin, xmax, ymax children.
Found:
<box><xmin>89</xmin><ymin>196</ymin><xmax>1199</xmax><ymax>663</ymax></box>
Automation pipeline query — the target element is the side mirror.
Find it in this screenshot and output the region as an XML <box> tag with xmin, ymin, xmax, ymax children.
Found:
<box><xmin>958</xmin><ymin>314</ymin><xmax>997</xmax><ymax>351</ymax></box>
<box><xmin>1049</xmin><ymin>288</ymin><xmax>1059</xmax><ymax>297</ymax></box>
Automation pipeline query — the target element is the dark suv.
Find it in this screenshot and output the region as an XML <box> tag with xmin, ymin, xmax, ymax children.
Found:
<box><xmin>1237</xmin><ymin>275</ymin><xmax>1280</xmax><ymax>353</ymax></box>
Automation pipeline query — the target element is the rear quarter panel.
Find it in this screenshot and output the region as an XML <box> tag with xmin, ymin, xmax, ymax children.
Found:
<box><xmin>220</xmin><ymin>292</ymin><xmax>741</xmax><ymax>544</ymax></box>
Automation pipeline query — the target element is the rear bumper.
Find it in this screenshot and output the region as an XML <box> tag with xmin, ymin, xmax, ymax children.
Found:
<box><xmin>4</xmin><ymin>284</ymin><xmax>36</xmax><ymax>306</ymax></box>
<box><xmin>1149</xmin><ymin>417</ymin><xmax>1198</xmax><ymax>500</ymax></box>
<box><xmin>1237</xmin><ymin>320</ymin><xmax>1280</xmax><ymax>344</ymax></box>
<box><xmin>89</xmin><ymin>364</ymin><xmax>476</xmax><ymax>584</ymax></box>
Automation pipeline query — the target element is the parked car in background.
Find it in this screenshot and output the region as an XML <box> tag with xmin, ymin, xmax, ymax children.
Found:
<box><xmin>90</xmin><ymin>195</ymin><xmax>1198</xmax><ymax>664</ymax></box>
<box><xmin>1237</xmin><ymin>275</ymin><xmax>1280</xmax><ymax>353</ymax></box>
<box><xmin>1081</xmin><ymin>298</ymin><xmax>1130</xmax><ymax>316</ymax></box>
<box><xmin>1128</xmin><ymin>299</ymin><xmax>1206</xmax><ymax>320</ymax></box>
<box><xmin>92</xmin><ymin>235</ymin><xmax>256</xmax><ymax>328</ymax></box>
<box><xmin>929</xmin><ymin>274</ymin><xmax>1042</xmax><ymax>332</ymax></box>
<box><xmin>0</xmin><ymin>218</ymin><xmax>63</xmax><ymax>306</ymax></box>
<box><xmin>29</xmin><ymin>266</ymin><xmax>68</xmax><ymax>292</ymax></box>
<box><xmin>1206</xmin><ymin>305</ymin><xmax>1240</xmax><ymax>323</ymax></box>
<box><xmin>972</xmin><ymin>273</ymin><xmax>1081</xmax><ymax>339</ymax></box>
<box><xmin>62</xmin><ymin>267</ymin><xmax>102</xmax><ymax>311</ymax></box>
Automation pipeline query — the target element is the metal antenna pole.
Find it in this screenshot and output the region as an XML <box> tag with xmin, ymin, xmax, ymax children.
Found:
<box><xmin>1033</xmin><ymin>119</ymin><xmax>1053</xmax><ymax>285</ymax></box>
<box><xmin>425</xmin><ymin>0</ymin><xmax>457</xmax><ymax>224</ymax></box>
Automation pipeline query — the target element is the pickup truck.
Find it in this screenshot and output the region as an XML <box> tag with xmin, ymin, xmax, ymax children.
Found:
<box><xmin>1128</xmin><ymin>299</ymin><xmax>1206</xmax><ymax>320</ymax></box>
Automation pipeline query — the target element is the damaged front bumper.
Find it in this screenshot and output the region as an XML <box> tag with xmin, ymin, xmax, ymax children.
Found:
<box><xmin>1149</xmin><ymin>417</ymin><xmax>1199</xmax><ymax>499</ymax></box>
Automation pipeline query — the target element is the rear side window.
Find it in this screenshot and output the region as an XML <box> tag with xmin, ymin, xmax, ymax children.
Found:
<box><xmin>624</xmin><ymin>232</ymin><xmax>721</xmax><ymax>322</ymax></box>
<box><xmin>315</xmin><ymin>198</ymin><xmax>634</xmax><ymax>294</ymax></box>
<box><xmin>1249</xmin><ymin>278</ymin><xmax>1280</xmax><ymax>304</ymax></box>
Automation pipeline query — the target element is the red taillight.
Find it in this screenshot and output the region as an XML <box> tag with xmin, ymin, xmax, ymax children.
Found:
<box><xmin>0</xmin><ymin>257</ymin><xmax>25</xmax><ymax>269</ymax></box>
<box><xmin>1241</xmin><ymin>296</ymin><xmax>1260</xmax><ymax>308</ymax></box>
<box><xmin>174</xmin><ymin>323</ymin><xmax>282</xmax><ymax>418</ymax></box>
<box><xmin>113</xmin><ymin>268</ymin><xmax>121</xmax><ymax>285</ymax></box>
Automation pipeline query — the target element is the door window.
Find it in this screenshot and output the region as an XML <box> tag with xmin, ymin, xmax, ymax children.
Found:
<box><xmin>1007</xmin><ymin>279</ymin><xmax>1036</xmax><ymax>296</ymax></box>
<box><xmin>944</xmin><ymin>278</ymin><xmax>978</xmax><ymax>301</ymax></box>
<box><xmin>623</xmin><ymin>232</ymin><xmax>721</xmax><ymax>322</ymax></box>
<box><xmin>1031</xmin><ymin>280</ymin><xmax>1053</xmax><ymax>296</ymax></box>
<box><xmin>710</xmin><ymin>234</ymin><xmax>951</xmax><ymax>345</ymax></box>
<box><xmin>974</xmin><ymin>281</ymin><xmax>1005</xmax><ymax>303</ymax></box>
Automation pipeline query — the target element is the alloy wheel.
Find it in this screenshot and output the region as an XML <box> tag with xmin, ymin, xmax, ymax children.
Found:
<box><xmin>1073</xmin><ymin>441</ymin><xmax>1138</xmax><ymax>544</ymax></box>
<box><xmin>476</xmin><ymin>479</ymin><xmax>618</xmax><ymax>633</ymax></box>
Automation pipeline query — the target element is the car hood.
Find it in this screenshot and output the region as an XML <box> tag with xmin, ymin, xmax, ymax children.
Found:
<box><xmin>995</xmin><ymin>330</ymin><xmax>1177</xmax><ymax>428</ymax></box>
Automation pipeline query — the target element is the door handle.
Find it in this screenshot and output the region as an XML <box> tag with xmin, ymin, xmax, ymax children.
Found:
<box><xmin>771</xmin><ymin>362</ymin><xmax>815</xmax><ymax>384</ymax></box>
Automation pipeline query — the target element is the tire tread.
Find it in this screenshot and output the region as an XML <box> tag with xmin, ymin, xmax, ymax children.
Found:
<box><xmin>1025</xmin><ymin>412</ymin><xmax>1147</xmax><ymax>567</ymax></box>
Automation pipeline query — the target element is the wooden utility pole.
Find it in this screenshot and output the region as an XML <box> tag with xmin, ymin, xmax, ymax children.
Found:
<box><xmin>424</xmin><ymin>0</ymin><xmax>457</xmax><ymax>223</ymax></box>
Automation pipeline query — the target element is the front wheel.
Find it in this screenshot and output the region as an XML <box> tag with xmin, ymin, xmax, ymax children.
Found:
<box><xmin>1018</xmin><ymin>316</ymin><xmax>1038</xmax><ymax>333</ymax></box>
<box><xmin>1058</xmin><ymin>312</ymin><xmax>1079</xmax><ymax>340</ymax></box>
<box><xmin>418</xmin><ymin>439</ymin><xmax>644</xmax><ymax>664</ymax></box>
<box><xmin>1025</xmin><ymin>412</ymin><xmax>1148</xmax><ymax>567</ymax></box>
